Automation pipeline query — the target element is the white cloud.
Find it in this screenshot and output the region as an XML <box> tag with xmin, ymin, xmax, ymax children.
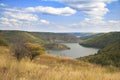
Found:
<box><xmin>41</xmin><ymin>0</ymin><xmax>119</xmax><ymax>32</ymax></box>
<box><xmin>0</xmin><ymin>6</ymin><xmax>51</xmax><ymax>28</ymax></box>
<box><xmin>3</xmin><ymin>12</ymin><xmax>39</xmax><ymax>21</ymax></box>
<box><xmin>63</xmin><ymin>0</ymin><xmax>116</xmax><ymax>19</ymax></box>
<box><xmin>65</xmin><ymin>19</ymin><xmax>120</xmax><ymax>32</ymax></box>
<box><xmin>0</xmin><ymin>17</ymin><xmax>22</xmax><ymax>27</ymax></box>
<box><xmin>3</xmin><ymin>8</ymin><xmax>25</xmax><ymax>13</ymax></box>
<box><xmin>25</xmin><ymin>6</ymin><xmax>76</xmax><ymax>16</ymax></box>
<box><xmin>40</xmin><ymin>19</ymin><xmax>50</xmax><ymax>24</ymax></box>
<box><xmin>43</xmin><ymin>0</ymin><xmax>117</xmax><ymax>19</ymax></box>
<box><xmin>0</xmin><ymin>3</ymin><xmax>7</xmax><ymax>7</ymax></box>
<box><xmin>0</xmin><ymin>0</ymin><xmax>119</xmax><ymax>32</ymax></box>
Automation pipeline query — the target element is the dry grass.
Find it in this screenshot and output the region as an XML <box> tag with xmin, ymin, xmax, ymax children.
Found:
<box><xmin>0</xmin><ymin>46</ymin><xmax>120</xmax><ymax>80</ymax></box>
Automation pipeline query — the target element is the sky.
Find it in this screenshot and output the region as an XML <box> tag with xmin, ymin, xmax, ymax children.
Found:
<box><xmin>0</xmin><ymin>0</ymin><xmax>120</xmax><ymax>32</ymax></box>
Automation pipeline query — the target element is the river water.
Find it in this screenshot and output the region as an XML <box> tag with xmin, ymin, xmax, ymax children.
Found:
<box><xmin>47</xmin><ymin>43</ymin><xmax>99</xmax><ymax>58</ymax></box>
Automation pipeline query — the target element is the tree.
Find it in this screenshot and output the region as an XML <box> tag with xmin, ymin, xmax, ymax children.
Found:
<box><xmin>12</xmin><ymin>42</ymin><xmax>45</xmax><ymax>60</ymax></box>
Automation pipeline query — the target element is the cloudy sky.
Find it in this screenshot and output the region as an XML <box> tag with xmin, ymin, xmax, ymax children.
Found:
<box><xmin>0</xmin><ymin>0</ymin><xmax>120</xmax><ymax>32</ymax></box>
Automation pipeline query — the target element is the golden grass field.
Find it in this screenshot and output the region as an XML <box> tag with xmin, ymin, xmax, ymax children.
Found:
<box><xmin>0</xmin><ymin>46</ymin><xmax>120</xmax><ymax>80</ymax></box>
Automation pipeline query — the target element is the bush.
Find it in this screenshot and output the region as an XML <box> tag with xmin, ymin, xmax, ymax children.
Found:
<box><xmin>24</xmin><ymin>43</ymin><xmax>45</xmax><ymax>60</ymax></box>
<box><xmin>0</xmin><ymin>37</ymin><xmax>8</xmax><ymax>46</ymax></box>
<box><xmin>12</xmin><ymin>42</ymin><xmax>45</xmax><ymax>60</ymax></box>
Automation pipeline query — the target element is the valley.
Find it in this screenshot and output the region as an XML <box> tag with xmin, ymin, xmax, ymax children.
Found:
<box><xmin>0</xmin><ymin>0</ymin><xmax>120</xmax><ymax>79</ymax></box>
<box><xmin>0</xmin><ymin>30</ymin><xmax>120</xmax><ymax>80</ymax></box>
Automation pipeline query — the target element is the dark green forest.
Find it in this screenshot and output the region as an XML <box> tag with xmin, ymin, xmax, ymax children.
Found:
<box><xmin>79</xmin><ymin>32</ymin><xmax>120</xmax><ymax>67</ymax></box>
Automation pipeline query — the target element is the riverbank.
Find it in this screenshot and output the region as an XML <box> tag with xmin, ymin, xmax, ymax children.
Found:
<box><xmin>43</xmin><ymin>43</ymin><xmax>70</xmax><ymax>50</ymax></box>
<box><xmin>47</xmin><ymin>43</ymin><xmax>99</xmax><ymax>58</ymax></box>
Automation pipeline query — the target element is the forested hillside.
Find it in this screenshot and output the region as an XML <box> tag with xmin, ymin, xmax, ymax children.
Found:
<box><xmin>80</xmin><ymin>33</ymin><xmax>103</xmax><ymax>40</ymax></box>
<box><xmin>79</xmin><ymin>32</ymin><xmax>120</xmax><ymax>67</ymax></box>
<box><xmin>30</xmin><ymin>32</ymin><xmax>80</xmax><ymax>43</ymax></box>
<box><xmin>79</xmin><ymin>42</ymin><xmax>120</xmax><ymax>67</ymax></box>
<box><xmin>80</xmin><ymin>32</ymin><xmax>120</xmax><ymax>48</ymax></box>
<box><xmin>0</xmin><ymin>30</ymin><xmax>80</xmax><ymax>44</ymax></box>
<box><xmin>0</xmin><ymin>30</ymin><xmax>43</xmax><ymax>43</ymax></box>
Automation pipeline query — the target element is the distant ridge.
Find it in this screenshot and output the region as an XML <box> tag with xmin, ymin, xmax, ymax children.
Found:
<box><xmin>0</xmin><ymin>30</ymin><xmax>80</xmax><ymax>43</ymax></box>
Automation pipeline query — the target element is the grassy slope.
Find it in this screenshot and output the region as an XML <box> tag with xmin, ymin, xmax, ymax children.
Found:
<box><xmin>0</xmin><ymin>30</ymin><xmax>80</xmax><ymax>44</ymax></box>
<box><xmin>0</xmin><ymin>37</ymin><xmax>9</xmax><ymax>46</ymax></box>
<box><xmin>30</xmin><ymin>32</ymin><xmax>80</xmax><ymax>43</ymax></box>
<box><xmin>0</xmin><ymin>30</ymin><xmax>44</xmax><ymax>43</ymax></box>
<box><xmin>80</xmin><ymin>32</ymin><xmax>120</xmax><ymax>48</ymax></box>
<box><xmin>0</xmin><ymin>46</ymin><xmax>120</xmax><ymax>80</ymax></box>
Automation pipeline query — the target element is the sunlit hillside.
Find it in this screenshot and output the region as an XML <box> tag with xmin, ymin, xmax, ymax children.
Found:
<box><xmin>0</xmin><ymin>46</ymin><xmax>120</xmax><ymax>80</ymax></box>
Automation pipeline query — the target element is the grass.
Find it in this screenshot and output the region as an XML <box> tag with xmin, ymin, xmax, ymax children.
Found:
<box><xmin>0</xmin><ymin>46</ymin><xmax>120</xmax><ymax>80</ymax></box>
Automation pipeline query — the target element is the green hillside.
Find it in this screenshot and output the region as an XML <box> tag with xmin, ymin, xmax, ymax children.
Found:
<box><xmin>30</xmin><ymin>32</ymin><xmax>80</xmax><ymax>43</ymax></box>
<box><xmin>0</xmin><ymin>30</ymin><xmax>80</xmax><ymax>44</ymax></box>
<box><xmin>79</xmin><ymin>32</ymin><xmax>120</xmax><ymax>67</ymax></box>
<box><xmin>0</xmin><ymin>30</ymin><xmax>44</xmax><ymax>44</ymax></box>
<box><xmin>80</xmin><ymin>32</ymin><xmax>120</xmax><ymax>48</ymax></box>
<box><xmin>80</xmin><ymin>33</ymin><xmax>103</xmax><ymax>40</ymax></box>
<box><xmin>79</xmin><ymin>42</ymin><xmax>120</xmax><ymax>67</ymax></box>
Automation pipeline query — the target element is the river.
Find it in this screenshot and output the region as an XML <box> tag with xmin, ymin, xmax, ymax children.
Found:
<box><xmin>47</xmin><ymin>43</ymin><xmax>99</xmax><ymax>58</ymax></box>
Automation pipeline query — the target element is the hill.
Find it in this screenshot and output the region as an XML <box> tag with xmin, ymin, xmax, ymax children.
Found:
<box><xmin>80</xmin><ymin>32</ymin><xmax>120</xmax><ymax>48</ymax></box>
<box><xmin>65</xmin><ymin>32</ymin><xmax>97</xmax><ymax>37</ymax></box>
<box><xmin>79</xmin><ymin>32</ymin><xmax>120</xmax><ymax>67</ymax></box>
<box><xmin>80</xmin><ymin>33</ymin><xmax>103</xmax><ymax>40</ymax></box>
<box><xmin>0</xmin><ymin>30</ymin><xmax>80</xmax><ymax>44</ymax></box>
<box><xmin>0</xmin><ymin>46</ymin><xmax>120</xmax><ymax>80</ymax></box>
<box><xmin>0</xmin><ymin>30</ymin><xmax>120</xmax><ymax>80</ymax></box>
<box><xmin>0</xmin><ymin>30</ymin><xmax>43</xmax><ymax>44</ymax></box>
<box><xmin>30</xmin><ymin>32</ymin><xmax>80</xmax><ymax>43</ymax></box>
<box><xmin>79</xmin><ymin>42</ymin><xmax>120</xmax><ymax>67</ymax></box>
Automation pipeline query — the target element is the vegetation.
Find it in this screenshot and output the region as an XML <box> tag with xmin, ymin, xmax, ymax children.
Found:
<box><xmin>0</xmin><ymin>37</ymin><xmax>8</xmax><ymax>46</ymax></box>
<box><xmin>0</xmin><ymin>30</ymin><xmax>120</xmax><ymax>80</ymax></box>
<box><xmin>79</xmin><ymin>42</ymin><xmax>120</xmax><ymax>67</ymax></box>
<box><xmin>0</xmin><ymin>30</ymin><xmax>44</xmax><ymax>43</ymax></box>
<box><xmin>30</xmin><ymin>32</ymin><xmax>80</xmax><ymax>43</ymax></box>
<box><xmin>0</xmin><ymin>30</ymin><xmax>80</xmax><ymax>44</ymax></box>
<box><xmin>12</xmin><ymin>42</ymin><xmax>46</xmax><ymax>60</ymax></box>
<box><xmin>80</xmin><ymin>33</ymin><xmax>103</xmax><ymax>40</ymax></box>
<box><xmin>80</xmin><ymin>32</ymin><xmax>120</xmax><ymax>48</ymax></box>
<box><xmin>0</xmin><ymin>46</ymin><xmax>120</xmax><ymax>80</ymax></box>
<box><xmin>43</xmin><ymin>43</ymin><xmax>70</xmax><ymax>50</ymax></box>
<box><xmin>79</xmin><ymin>32</ymin><xmax>120</xmax><ymax>67</ymax></box>
<box><xmin>24</xmin><ymin>43</ymin><xmax>46</xmax><ymax>60</ymax></box>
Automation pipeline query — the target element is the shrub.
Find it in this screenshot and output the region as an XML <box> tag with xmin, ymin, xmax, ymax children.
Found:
<box><xmin>0</xmin><ymin>37</ymin><xmax>8</xmax><ymax>46</ymax></box>
<box><xmin>24</xmin><ymin>43</ymin><xmax>45</xmax><ymax>60</ymax></box>
<box><xmin>12</xmin><ymin>42</ymin><xmax>45</xmax><ymax>60</ymax></box>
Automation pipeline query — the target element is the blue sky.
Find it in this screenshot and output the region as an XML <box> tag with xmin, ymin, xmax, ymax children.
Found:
<box><xmin>0</xmin><ymin>0</ymin><xmax>120</xmax><ymax>32</ymax></box>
